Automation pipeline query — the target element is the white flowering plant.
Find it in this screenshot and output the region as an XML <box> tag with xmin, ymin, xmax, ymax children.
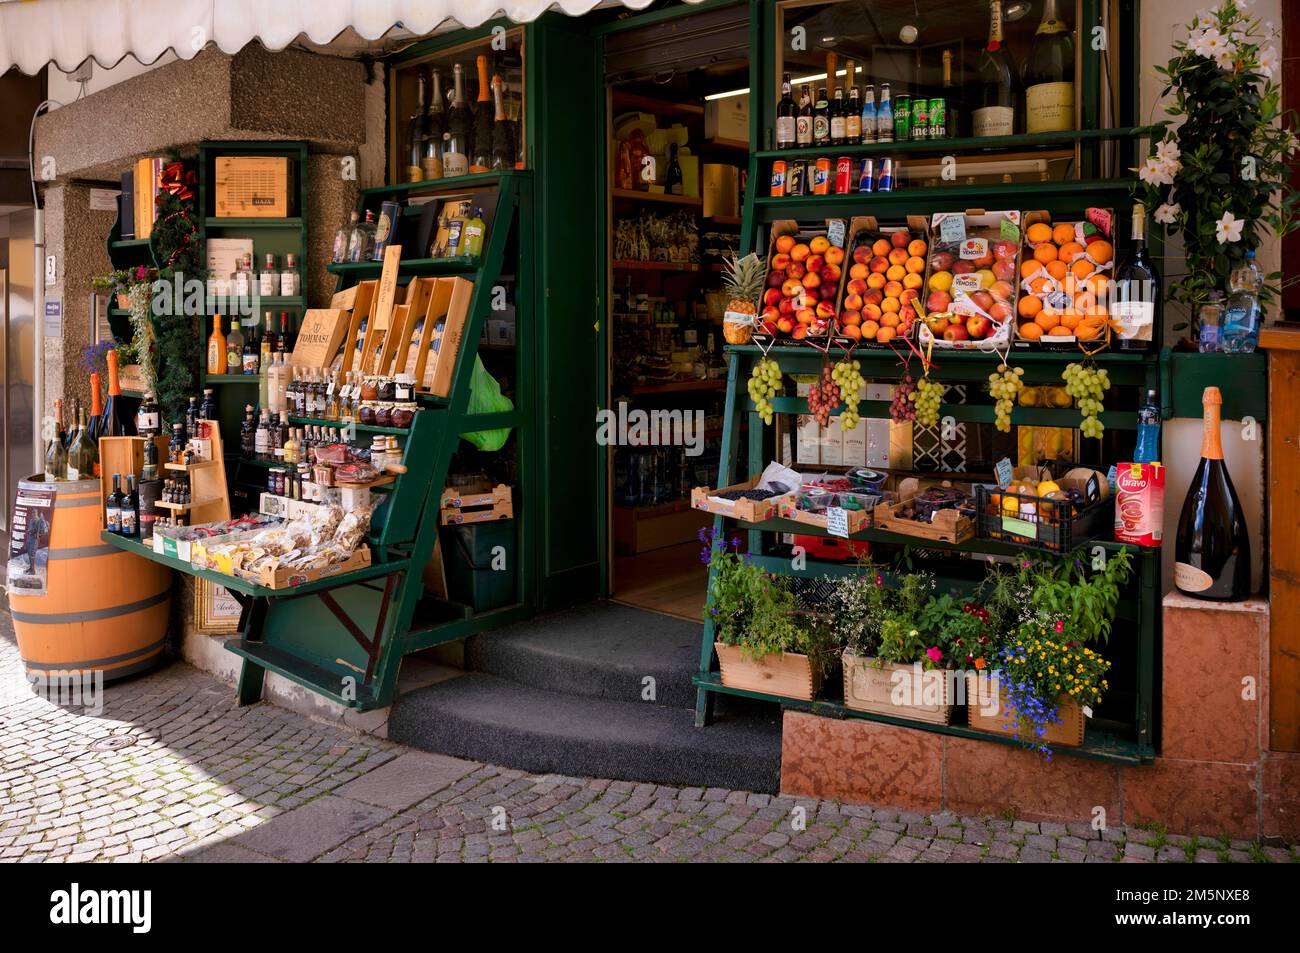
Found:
<box><xmin>1135</xmin><ymin>0</ymin><xmax>1297</xmax><ymax>331</ymax></box>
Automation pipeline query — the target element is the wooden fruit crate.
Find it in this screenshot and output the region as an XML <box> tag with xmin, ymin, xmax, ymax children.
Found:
<box><xmin>691</xmin><ymin>475</ymin><xmax>790</xmax><ymax>523</ymax></box>
<box><xmin>715</xmin><ymin>642</ymin><xmax>820</xmax><ymax>700</ymax></box>
<box><xmin>439</xmin><ymin>484</ymin><xmax>513</xmax><ymax>525</ymax></box>
<box><xmin>841</xmin><ymin>652</ymin><xmax>953</xmax><ymax>725</ymax></box>
<box><xmin>776</xmin><ymin>495</ymin><xmax>873</xmax><ymax>535</ymax></box>
<box><xmin>964</xmin><ymin>672</ymin><xmax>1085</xmax><ymax>747</ymax></box>
<box><xmin>872</xmin><ymin>496</ymin><xmax>975</xmax><ymax>545</ymax></box>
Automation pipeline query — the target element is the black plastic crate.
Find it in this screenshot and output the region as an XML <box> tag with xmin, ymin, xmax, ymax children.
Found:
<box><xmin>974</xmin><ymin>483</ymin><xmax>1113</xmax><ymax>554</ymax></box>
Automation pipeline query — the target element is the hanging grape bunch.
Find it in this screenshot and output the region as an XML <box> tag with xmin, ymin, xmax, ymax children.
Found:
<box><xmin>831</xmin><ymin>359</ymin><xmax>865</xmax><ymax>431</ymax></box>
<box><xmin>891</xmin><ymin>374</ymin><xmax>917</xmax><ymax>423</ymax></box>
<box><xmin>909</xmin><ymin>376</ymin><xmax>943</xmax><ymax>428</ymax></box>
<box><xmin>747</xmin><ymin>357</ymin><xmax>782</xmax><ymax>426</ymax></box>
<box><xmin>806</xmin><ymin>364</ymin><xmax>843</xmax><ymax>427</ymax></box>
<box><xmin>988</xmin><ymin>364</ymin><xmax>1025</xmax><ymax>433</ymax></box>
<box><xmin>1062</xmin><ymin>362</ymin><xmax>1109</xmax><ymax>439</ymax></box>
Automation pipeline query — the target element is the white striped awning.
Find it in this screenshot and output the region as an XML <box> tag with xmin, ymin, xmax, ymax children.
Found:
<box><xmin>0</xmin><ymin>0</ymin><xmax>694</xmax><ymax>75</ymax></box>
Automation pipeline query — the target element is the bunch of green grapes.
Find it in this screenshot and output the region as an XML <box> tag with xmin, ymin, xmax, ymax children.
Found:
<box><xmin>909</xmin><ymin>376</ymin><xmax>943</xmax><ymax>427</ymax></box>
<box><xmin>1062</xmin><ymin>362</ymin><xmax>1110</xmax><ymax>439</ymax></box>
<box><xmin>747</xmin><ymin>357</ymin><xmax>782</xmax><ymax>425</ymax></box>
<box><xmin>988</xmin><ymin>364</ymin><xmax>1025</xmax><ymax>433</ymax></box>
<box><xmin>831</xmin><ymin>359</ymin><xmax>865</xmax><ymax>431</ymax></box>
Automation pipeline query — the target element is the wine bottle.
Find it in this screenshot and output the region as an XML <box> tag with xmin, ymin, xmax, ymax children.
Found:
<box><xmin>122</xmin><ymin>475</ymin><xmax>139</xmax><ymax>538</ymax></box>
<box><xmin>44</xmin><ymin>398</ymin><xmax>67</xmax><ymax>482</ymax></box>
<box><xmin>226</xmin><ymin>313</ymin><xmax>244</xmax><ymax>371</ymax></box>
<box><xmin>444</xmin><ymin>64</ymin><xmax>472</xmax><ymax>177</ymax></box>
<box><xmin>665</xmin><ymin>145</ymin><xmax>684</xmax><ymax>196</ymax></box>
<box><xmin>1175</xmin><ymin>387</ymin><xmax>1251</xmax><ymax>600</ymax></box>
<box><xmin>940</xmin><ymin>49</ymin><xmax>962</xmax><ymax>138</ymax></box>
<box><xmin>471</xmin><ymin>55</ymin><xmax>494</xmax><ymax>173</ymax></box>
<box><xmin>776</xmin><ymin>73</ymin><xmax>797</xmax><ymax>149</ymax></box>
<box><xmin>491</xmin><ymin>75</ymin><xmax>513</xmax><ymax>171</ymax></box>
<box><xmin>106</xmin><ymin>473</ymin><xmax>123</xmax><ymax>534</ymax></box>
<box><xmin>88</xmin><ymin>372</ymin><xmax>103</xmax><ymax>443</ymax></box>
<box><xmin>974</xmin><ymin>0</ymin><xmax>1017</xmax><ymax>137</ymax></box>
<box><xmin>101</xmin><ymin>349</ymin><xmax>131</xmax><ymax>437</ymax></box>
<box><xmin>1023</xmin><ymin>0</ymin><xmax>1075</xmax><ymax>134</ymax></box>
<box><xmin>422</xmin><ymin>69</ymin><xmax>446</xmax><ymax>181</ymax></box>
<box><xmin>66</xmin><ymin>404</ymin><xmax>98</xmax><ymax>481</ymax></box>
<box><xmin>1111</xmin><ymin>203</ymin><xmax>1160</xmax><ymax>351</ymax></box>
<box><xmin>405</xmin><ymin>71</ymin><xmax>427</xmax><ymax>183</ymax></box>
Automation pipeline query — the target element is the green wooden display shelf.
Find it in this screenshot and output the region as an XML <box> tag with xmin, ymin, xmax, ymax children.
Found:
<box><xmin>751</xmin><ymin>126</ymin><xmax>1158</xmax><ymax>162</ymax></box>
<box><xmin>326</xmin><ymin>256</ymin><xmax>481</xmax><ymax>277</ymax></box>
<box><xmin>288</xmin><ymin>415</ymin><xmax>411</xmax><ymax>436</ymax></box>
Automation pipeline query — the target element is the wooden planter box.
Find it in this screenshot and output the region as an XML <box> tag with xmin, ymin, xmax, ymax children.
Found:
<box><xmin>964</xmin><ymin>672</ymin><xmax>1085</xmax><ymax>747</ymax></box>
<box><xmin>841</xmin><ymin>652</ymin><xmax>954</xmax><ymax>724</ymax></box>
<box><xmin>715</xmin><ymin>641</ymin><xmax>820</xmax><ymax>700</ymax></box>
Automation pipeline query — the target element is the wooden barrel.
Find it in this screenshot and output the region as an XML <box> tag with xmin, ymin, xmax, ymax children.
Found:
<box><xmin>8</xmin><ymin>477</ymin><xmax>170</xmax><ymax>682</ymax></box>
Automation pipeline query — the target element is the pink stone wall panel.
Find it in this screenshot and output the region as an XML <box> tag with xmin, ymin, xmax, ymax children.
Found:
<box><xmin>943</xmin><ymin>736</ymin><xmax>1121</xmax><ymax>823</ymax></box>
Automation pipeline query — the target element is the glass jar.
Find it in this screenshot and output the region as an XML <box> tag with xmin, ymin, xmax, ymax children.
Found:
<box><xmin>377</xmin><ymin>376</ymin><xmax>397</xmax><ymax>401</ymax></box>
<box><xmin>359</xmin><ymin>402</ymin><xmax>377</xmax><ymax>425</ymax></box>
<box><xmin>375</xmin><ymin>402</ymin><xmax>394</xmax><ymax>428</ymax></box>
<box><xmin>394</xmin><ymin>373</ymin><xmax>415</xmax><ymax>402</ymax></box>
<box><xmin>360</xmin><ymin>376</ymin><xmax>379</xmax><ymax>401</ymax></box>
<box><xmin>391</xmin><ymin>402</ymin><xmax>416</xmax><ymax>429</ymax></box>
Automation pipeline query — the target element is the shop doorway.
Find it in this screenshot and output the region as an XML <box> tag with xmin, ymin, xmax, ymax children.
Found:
<box><xmin>599</xmin><ymin>5</ymin><xmax>752</xmax><ymax>620</ymax></box>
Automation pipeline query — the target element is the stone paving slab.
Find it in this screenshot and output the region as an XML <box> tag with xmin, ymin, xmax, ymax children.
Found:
<box><xmin>229</xmin><ymin>795</ymin><xmax>394</xmax><ymax>862</ymax></box>
<box><xmin>332</xmin><ymin>752</ymin><xmax>477</xmax><ymax>811</ymax></box>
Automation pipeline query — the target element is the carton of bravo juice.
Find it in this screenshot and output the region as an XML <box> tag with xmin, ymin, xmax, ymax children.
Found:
<box><xmin>1114</xmin><ymin>462</ymin><xmax>1164</xmax><ymax>546</ymax></box>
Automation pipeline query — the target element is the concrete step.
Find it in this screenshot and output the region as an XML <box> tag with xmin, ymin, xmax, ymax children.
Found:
<box><xmin>388</xmin><ymin>672</ymin><xmax>782</xmax><ymax>793</ymax></box>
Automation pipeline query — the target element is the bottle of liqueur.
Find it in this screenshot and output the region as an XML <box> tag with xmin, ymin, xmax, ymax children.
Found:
<box><xmin>1111</xmin><ymin>203</ymin><xmax>1161</xmax><ymax>351</ymax></box>
<box><xmin>1023</xmin><ymin>0</ymin><xmax>1074</xmax><ymax>134</ymax></box>
<box><xmin>877</xmin><ymin>83</ymin><xmax>894</xmax><ymax>143</ymax></box>
<box><xmin>141</xmin><ymin>428</ymin><xmax>158</xmax><ymax>482</ymax></box>
<box><xmin>260</xmin><ymin>310</ymin><xmax>277</xmax><ymax>369</ymax></box>
<box><xmin>243</xmin><ymin>327</ymin><xmax>259</xmax><ymax>375</ymax></box>
<box><xmin>200</xmin><ymin>387</ymin><xmax>217</xmax><ymax>424</ymax></box>
<box><xmin>101</xmin><ymin>349</ymin><xmax>131</xmax><ymax>437</ymax></box>
<box><xmin>444</xmin><ymin>64</ymin><xmax>472</xmax><ymax>177</ymax></box>
<box><xmin>136</xmin><ymin>390</ymin><xmax>160</xmax><ymax>436</ymax></box>
<box><xmin>491</xmin><ymin>75</ymin><xmax>513</xmax><ymax>171</ymax></box>
<box><xmin>460</xmin><ymin>207</ymin><xmax>487</xmax><ymax>259</ymax></box>
<box><xmin>67</xmin><ymin>403</ymin><xmax>98</xmax><ymax>481</ymax></box>
<box><xmin>106</xmin><ymin>474</ymin><xmax>123</xmax><ymax>534</ymax></box>
<box><xmin>278</xmin><ymin>311</ymin><xmax>293</xmax><ymax>352</ymax></box>
<box><xmin>1175</xmin><ymin>387</ymin><xmax>1251</xmax><ymax>600</ymax></box>
<box><xmin>844</xmin><ymin>61</ymin><xmax>861</xmax><ymax>143</ymax></box>
<box><xmin>121</xmin><ymin>475</ymin><xmax>139</xmax><ymax>538</ymax></box>
<box><xmin>207</xmin><ymin>315</ymin><xmax>228</xmax><ymax>375</ymax></box>
<box><xmin>665</xmin><ymin>144</ymin><xmax>684</xmax><ymax>196</ymax></box>
<box><xmin>975</xmin><ymin>0</ymin><xmax>1017</xmax><ymax>137</ymax></box>
<box><xmin>44</xmin><ymin>398</ymin><xmax>67</xmax><ymax>481</ymax></box>
<box><xmin>860</xmin><ymin>83</ymin><xmax>877</xmax><ymax>143</ymax></box>
<box><xmin>776</xmin><ymin>73</ymin><xmax>797</xmax><ymax>149</ymax></box>
<box><xmin>812</xmin><ymin>86</ymin><xmax>830</xmax><ymax>146</ymax></box>
<box><xmin>406</xmin><ymin>71</ymin><xmax>428</xmax><ymax>182</ymax></box>
<box><xmin>347</xmin><ymin>210</ymin><xmax>377</xmax><ymax>262</ymax></box>
<box><xmin>225</xmin><ymin>313</ymin><xmax>244</xmax><ymax>372</ymax></box>
<box><xmin>255</xmin><ymin>410</ymin><xmax>271</xmax><ymax>461</ymax></box>
<box><xmin>796</xmin><ymin>84</ymin><xmax>814</xmax><ymax>147</ymax></box>
<box><xmin>423</xmin><ymin>68</ymin><xmax>446</xmax><ymax>180</ymax></box>
<box><xmin>471</xmin><ymin>55</ymin><xmax>495</xmax><ymax>173</ymax></box>
<box><xmin>241</xmin><ymin>405</ymin><xmax>256</xmax><ymax>458</ymax></box>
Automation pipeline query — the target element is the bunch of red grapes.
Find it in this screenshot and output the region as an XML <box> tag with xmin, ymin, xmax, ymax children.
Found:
<box><xmin>807</xmin><ymin>365</ymin><xmax>843</xmax><ymax>426</ymax></box>
<box><xmin>891</xmin><ymin>374</ymin><xmax>918</xmax><ymax>423</ymax></box>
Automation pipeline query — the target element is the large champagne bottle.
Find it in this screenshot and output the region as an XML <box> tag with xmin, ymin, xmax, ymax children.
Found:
<box><xmin>1175</xmin><ymin>387</ymin><xmax>1251</xmax><ymax>600</ymax></box>
<box><xmin>1023</xmin><ymin>0</ymin><xmax>1074</xmax><ymax>133</ymax></box>
<box><xmin>101</xmin><ymin>349</ymin><xmax>133</xmax><ymax>436</ymax></box>
<box><xmin>973</xmin><ymin>0</ymin><xmax>1017</xmax><ymax>137</ymax></box>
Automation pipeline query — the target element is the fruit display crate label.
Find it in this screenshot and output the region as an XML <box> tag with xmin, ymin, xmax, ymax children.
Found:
<box><xmin>916</xmin><ymin>209</ymin><xmax>1021</xmax><ymax>351</ymax></box>
<box><xmin>1012</xmin><ymin>208</ymin><xmax>1115</xmax><ymax>351</ymax></box>
<box><xmin>834</xmin><ymin>214</ymin><xmax>929</xmax><ymax>348</ymax></box>
<box><xmin>690</xmin><ymin>475</ymin><xmax>791</xmax><ymax>524</ymax></box>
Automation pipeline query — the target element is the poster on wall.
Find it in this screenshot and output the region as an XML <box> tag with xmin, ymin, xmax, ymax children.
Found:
<box><xmin>194</xmin><ymin>578</ymin><xmax>243</xmax><ymax>633</ymax></box>
<box><xmin>6</xmin><ymin>487</ymin><xmax>55</xmax><ymax>596</ymax></box>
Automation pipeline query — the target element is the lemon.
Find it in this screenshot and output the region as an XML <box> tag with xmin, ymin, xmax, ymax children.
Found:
<box><xmin>1036</xmin><ymin>480</ymin><xmax>1062</xmax><ymax>497</ymax></box>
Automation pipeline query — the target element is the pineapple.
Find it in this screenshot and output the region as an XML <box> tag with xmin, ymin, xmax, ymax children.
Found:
<box><xmin>721</xmin><ymin>253</ymin><xmax>765</xmax><ymax>344</ymax></box>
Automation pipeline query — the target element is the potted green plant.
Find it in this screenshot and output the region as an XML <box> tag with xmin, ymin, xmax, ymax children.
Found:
<box><xmin>91</xmin><ymin>269</ymin><xmax>135</xmax><ymax>309</ymax></box>
<box><xmin>1135</xmin><ymin>0</ymin><xmax>1298</xmax><ymax>341</ymax></box>
<box><xmin>703</xmin><ymin>528</ymin><xmax>838</xmax><ymax>700</ymax></box>
<box><xmin>968</xmin><ymin>619</ymin><xmax>1111</xmax><ymax>757</ymax></box>
<box><xmin>837</xmin><ymin>569</ymin><xmax>957</xmax><ymax>725</ymax></box>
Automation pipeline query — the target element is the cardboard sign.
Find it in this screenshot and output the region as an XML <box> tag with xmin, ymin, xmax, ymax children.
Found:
<box><xmin>291</xmin><ymin>308</ymin><xmax>350</xmax><ymax>369</ymax></box>
<box><xmin>6</xmin><ymin>487</ymin><xmax>55</xmax><ymax>595</ymax></box>
<box><xmin>825</xmin><ymin>506</ymin><xmax>849</xmax><ymax>539</ymax></box>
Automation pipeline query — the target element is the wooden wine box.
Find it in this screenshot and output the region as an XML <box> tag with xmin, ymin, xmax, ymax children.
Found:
<box><xmin>97</xmin><ymin>435</ymin><xmax>168</xmax><ymax>525</ymax></box>
<box><xmin>214</xmin><ymin>156</ymin><xmax>292</xmax><ymax>218</ymax></box>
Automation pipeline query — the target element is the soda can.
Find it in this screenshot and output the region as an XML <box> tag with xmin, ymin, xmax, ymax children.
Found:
<box><xmin>928</xmin><ymin>97</ymin><xmax>947</xmax><ymax>139</ymax></box>
<box><xmin>770</xmin><ymin>160</ymin><xmax>787</xmax><ymax>197</ymax></box>
<box><xmin>893</xmin><ymin>94</ymin><xmax>911</xmax><ymax>141</ymax></box>
<box><xmin>835</xmin><ymin>157</ymin><xmax>853</xmax><ymax>194</ymax></box>
<box><xmin>857</xmin><ymin>158</ymin><xmax>875</xmax><ymax>193</ymax></box>
<box><xmin>911</xmin><ymin>97</ymin><xmax>929</xmax><ymax>139</ymax></box>
<box><xmin>813</xmin><ymin>157</ymin><xmax>832</xmax><ymax>195</ymax></box>
<box><xmin>877</xmin><ymin>157</ymin><xmax>895</xmax><ymax>193</ymax></box>
<box><xmin>786</xmin><ymin>159</ymin><xmax>806</xmax><ymax>196</ymax></box>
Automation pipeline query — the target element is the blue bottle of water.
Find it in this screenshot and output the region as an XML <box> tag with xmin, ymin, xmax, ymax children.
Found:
<box><xmin>1133</xmin><ymin>388</ymin><xmax>1161</xmax><ymax>464</ymax></box>
<box><xmin>1222</xmin><ymin>250</ymin><xmax>1262</xmax><ymax>353</ymax></box>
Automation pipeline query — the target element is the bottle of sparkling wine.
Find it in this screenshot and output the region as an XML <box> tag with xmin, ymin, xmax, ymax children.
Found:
<box><xmin>1175</xmin><ymin>387</ymin><xmax>1250</xmax><ymax>600</ymax></box>
<box><xmin>974</xmin><ymin>0</ymin><xmax>1017</xmax><ymax>137</ymax></box>
<box><xmin>1023</xmin><ymin>0</ymin><xmax>1074</xmax><ymax>133</ymax></box>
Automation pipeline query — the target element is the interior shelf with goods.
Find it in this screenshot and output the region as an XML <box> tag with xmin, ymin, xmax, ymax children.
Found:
<box><xmin>688</xmin><ymin>0</ymin><xmax>1161</xmax><ymax>765</ymax></box>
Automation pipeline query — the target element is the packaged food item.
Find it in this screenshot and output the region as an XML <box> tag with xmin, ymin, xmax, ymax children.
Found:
<box><xmin>1114</xmin><ymin>462</ymin><xmax>1164</xmax><ymax>546</ymax></box>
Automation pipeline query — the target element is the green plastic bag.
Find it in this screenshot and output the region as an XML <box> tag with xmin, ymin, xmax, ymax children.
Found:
<box><xmin>459</xmin><ymin>356</ymin><xmax>514</xmax><ymax>451</ymax></box>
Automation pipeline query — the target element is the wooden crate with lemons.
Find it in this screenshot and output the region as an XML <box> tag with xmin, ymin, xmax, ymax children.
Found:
<box><xmin>1012</xmin><ymin>209</ymin><xmax>1116</xmax><ymax>351</ymax></box>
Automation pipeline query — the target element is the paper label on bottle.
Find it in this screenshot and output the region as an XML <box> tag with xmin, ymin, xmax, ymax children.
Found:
<box><xmin>1110</xmin><ymin>301</ymin><xmax>1155</xmax><ymax>342</ymax></box>
<box><xmin>1175</xmin><ymin>562</ymin><xmax>1214</xmax><ymax>593</ymax></box>
<box><xmin>444</xmin><ymin>152</ymin><xmax>469</xmax><ymax>177</ymax></box>
<box><xmin>776</xmin><ymin>117</ymin><xmax>796</xmax><ymax>145</ymax></box>
<box><xmin>972</xmin><ymin>105</ymin><xmax>1014</xmax><ymax>137</ymax></box>
<box><xmin>138</xmin><ymin>411</ymin><xmax>159</xmax><ymax>433</ymax></box>
<box><xmin>1026</xmin><ymin>82</ymin><xmax>1074</xmax><ymax>134</ymax></box>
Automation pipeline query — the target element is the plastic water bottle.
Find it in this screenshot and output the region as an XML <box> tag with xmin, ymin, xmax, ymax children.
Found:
<box><xmin>1222</xmin><ymin>250</ymin><xmax>1263</xmax><ymax>353</ymax></box>
<box><xmin>1133</xmin><ymin>388</ymin><xmax>1161</xmax><ymax>464</ymax></box>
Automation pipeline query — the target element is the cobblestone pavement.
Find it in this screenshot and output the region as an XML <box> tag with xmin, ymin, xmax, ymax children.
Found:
<box><xmin>1</xmin><ymin>615</ymin><xmax>1293</xmax><ymax>863</ymax></box>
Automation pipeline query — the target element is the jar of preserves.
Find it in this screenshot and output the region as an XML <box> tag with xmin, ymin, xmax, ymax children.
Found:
<box><xmin>391</xmin><ymin>402</ymin><xmax>416</xmax><ymax>429</ymax></box>
<box><xmin>359</xmin><ymin>402</ymin><xmax>377</xmax><ymax>425</ymax></box>
<box><xmin>375</xmin><ymin>402</ymin><xmax>394</xmax><ymax>427</ymax></box>
<box><xmin>377</xmin><ymin>376</ymin><xmax>397</xmax><ymax>401</ymax></box>
<box><xmin>360</xmin><ymin>376</ymin><xmax>379</xmax><ymax>401</ymax></box>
